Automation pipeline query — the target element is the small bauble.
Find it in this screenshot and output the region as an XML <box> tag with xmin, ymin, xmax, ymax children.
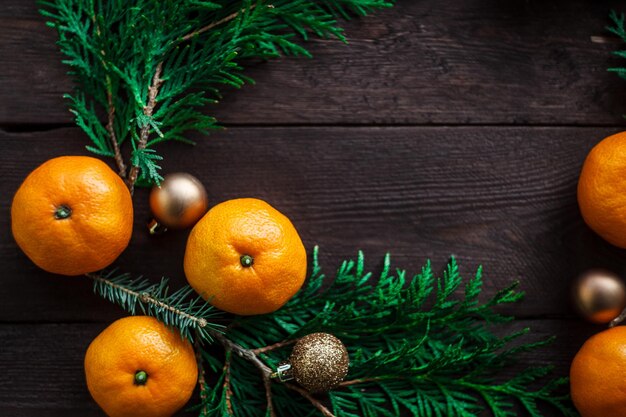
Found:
<box><xmin>572</xmin><ymin>269</ymin><xmax>626</xmax><ymax>324</ymax></box>
<box><xmin>149</xmin><ymin>172</ymin><xmax>208</xmax><ymax>231</ymax></box>
<box><xmin>578</xmin><ymin>131</ymin><xmax>626</xmax><ymax>248</ymax></box>
<box><xmin>290</xmin><ymin>333</ymin><xmax>349</xmax><ymax>393</ymax></box>
<box><xmin>571</xmin><ymin>326</ymin><xmax>626</xmax><ymax>417</ymax></box>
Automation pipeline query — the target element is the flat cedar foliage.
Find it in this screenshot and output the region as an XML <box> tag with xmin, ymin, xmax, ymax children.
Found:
<box><xmin>92</xmin><ymin>248</ymin><xmax>575</xmax><ymax>417</ymax></box>
<box><xmin>39</xmin><ymin>0</ymin><xmax>395</xmax><ymax>185</ymax></box>
<box><xmin>40</xmin><ymin>1</ymin><xmax>577</xmax><ymax>416</ymax></box>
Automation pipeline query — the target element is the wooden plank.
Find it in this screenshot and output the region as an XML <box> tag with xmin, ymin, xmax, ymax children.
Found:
<box><xmin>1</xmin><ymin>0</ymin><xmax>626</xmax><ymax>125</ymax></box>
<box><xmin>1</xmin><ymin>126</ymin><xmax>624</xmax><ymax>321</ymax></box>
<box><xmin>0</xmin><ymin>320</ymin><xmax>591</xmax><ymax>416</ymax></box>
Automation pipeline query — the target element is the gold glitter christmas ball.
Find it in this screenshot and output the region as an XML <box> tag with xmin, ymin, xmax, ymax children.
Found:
<box><xmin>572</xmin><ymin>269</ymin><xmax>626</xmax><ymax>324</ymax></box>
<box><xmin>149</xmin><ymin>173</ymin><xmax>208</xmax><ymax>231</ymax></box>
<box><xmin>290</xmin><ymin>332</ymin><xmax>349</xmax><ymax>393</ymax></box>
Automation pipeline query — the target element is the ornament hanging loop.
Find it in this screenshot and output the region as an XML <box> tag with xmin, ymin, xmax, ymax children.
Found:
<box><xmin>610</xmin><ymin>307</ymin><xmax>626</xmax><ymax>327</ymax></box>
<box><xmin>147</xmin><ymin>218</ymin><xmax>168</xmax><ymax>235</ymax></box>
<box><xmin>271</xmin><ymin>363</ymin><xmax>294</xmax><ymax>382</ymax></box>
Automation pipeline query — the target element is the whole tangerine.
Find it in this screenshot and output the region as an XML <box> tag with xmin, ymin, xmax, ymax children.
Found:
<box><xmin>11</xmin><ymin>156</ymin><xmax>133</xmax><ymax>275</ymax></box>
<box><xmin>571</xmin><ymin>326</ymin><xmax>626</xmax><ymax>417</ymax></box>
<box><xmin>84</xmin><ymin>316</ymin><xmax>198</xmax><ymax>417</ymax></box>
<box><xmin>184</xmin><ymin>198</ymin><xmax>307</xmax><ymax>315</ymax></box>
<box><xmin>578</xmin><ymin>131</ymin><xmax>626</xmax><ymax>248</ymax></box>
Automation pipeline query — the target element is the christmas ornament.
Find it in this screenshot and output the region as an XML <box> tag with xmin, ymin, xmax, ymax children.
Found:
<box><xmin>286</xmin><ymin>333</ymin><xmax>349</xmax><ymax>393</ymax></box>
<box><xmin>85</xmin><ymin>316</ymin><xmax>198</xmax><ymax>417</ymax></box>
<box><xmin>184</xmin><ymin>198</ymin><xmax>306</xmax><ymax>315</ymax></box>
<box><xmin>11</xmin><ymin>156</ymin><xmax>133</xmax><ymax>276</ymax></box>
<box><xmin>571</xmin><ymin>326</ymin><xmax>626</xmax><ymax>417</ymax></box>
<box><xmin>572</xmin><ymin>269</ymin><xmax>626</xmax><ymax>323</ymax></box>
<box><xmin>148</xmin><ymin>172</ymin><xmax>208</xmax><ymax>233</ymax></box>
<box><xmin>578</xmin><ymin>131</ymin><xmax>626</xmax><ymax>248</ymax></box>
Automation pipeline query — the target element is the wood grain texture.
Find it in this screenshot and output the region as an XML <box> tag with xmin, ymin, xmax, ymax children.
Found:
<box><xmin>2</xmin><ymin>126</ymin><xmax>624</xmax><ymax>322</ymax></box>
<box><xmin>2</xmin><ymin>2</ymin><xmax>624</xmax><ymax>416</ymax></box>
<box><xmin>0</xmin><ymin>320</ymin><xmax>595</xmax><ymax>417</ymax></box>
<box><xmin>2</xmin><ymin>0</ymin><xmax>626</xmax><ymax>125</ymax></box>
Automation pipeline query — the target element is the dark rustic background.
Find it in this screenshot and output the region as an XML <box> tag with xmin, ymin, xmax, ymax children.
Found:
<box><xmin>2</xmin><ymin>1</ymin><xmax>625</xmax><ymax>415</ymax></box>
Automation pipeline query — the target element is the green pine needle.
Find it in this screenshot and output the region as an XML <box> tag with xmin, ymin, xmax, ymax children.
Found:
<box><xmin>88</xmin><ymin>270</ymin><xmax>224</xmax><ymax>342</ymax></box>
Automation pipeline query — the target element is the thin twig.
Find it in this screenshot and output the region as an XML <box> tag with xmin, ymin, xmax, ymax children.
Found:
<box><xmin>86</xmin><ymin>273</ymin><xmax>209</xmax><ymax>329</ymax></box>
<box><xmin>263</xmin><ymin>373</ymin><xmax>276</xmax><ymax>417</ymax></box>
<box><xmin>181</xmin><ymin>4</ymin><xmax>257</xmax><ymax>42</ymax></box>
<box><xmin>92</xmin><ymin>11</ymin><xmax>126</xmax><ymax>177</ymax></box>
<box><xmin>195</xmin><ymin>338</ymin><xmax>210</xmax><ymax>415</ymax></box>
<box><xmin>123</xmin><ymin>4</ymin><xmax>255</xmax><ymax>190</ymax></box>
<box><xmin>127</xmin><ymin>61</ymin><xmax>164</xmax><ymax>192</ymax></box>
<box><xmin>209</xmin><ymin>329</ymin><xmax>273</xmax><ymax>375</ymax></box>
<box><xmin>208</xmin><ymin>328</ymin><xmax>276</xmax><ymax>416</ymax></box>
<box><xmin>337</xmin><ymin>376</ymin><xmax>388</xmax><ymax>387</ymax></box>
<box><xmin>252</xmin><ymin>338</ymin><xmax>298</xmax><ymax>354</ymax></box>
<box><xmin>105</xmin><ymin>82</ymin><xmax>127</xmax><ymax>177</ymax></box>
<box><xmin>285</xmin><ymin>383</ymin><xmax>336</xmax><ymax>417</ymax></box>
<box><xmin>223</xmin><ymin>349</ymin><xmax>235</xmax><ymax>416</ymax></box>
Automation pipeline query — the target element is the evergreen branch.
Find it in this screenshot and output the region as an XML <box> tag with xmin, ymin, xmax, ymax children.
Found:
<box><xmin>86</xmin><ymin>271</ymin><xmax>224</xmax><ymax>342</ymax></box>
<box><xmin>90</xmin><ymin>248</ymin><xmax>574</xmax><ymax>417</ymax></box>
<box><xmin>41</xmin><ymin>0</ymin><xmax>395</xmax><ymax>185</ymax></box>
<box><xmin>128</xmin><ymin>62</ymin><xmax>164</xmax><ymax>190</ymax></box>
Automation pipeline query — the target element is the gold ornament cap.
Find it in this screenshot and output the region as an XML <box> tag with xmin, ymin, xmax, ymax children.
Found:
<box><xmin>289</xmin><ymin>332</ymin><xmax>349</xmax><ymax>393</ymax></box>
<box><xmin>149</xmin><ymin>172</ymin><xmax>208</xmax><ymax>231</ymax></box>
<box><xmin>572</xmin><ymin>269</ymin><xmax>626</xmax><ymax>324</ymax></box>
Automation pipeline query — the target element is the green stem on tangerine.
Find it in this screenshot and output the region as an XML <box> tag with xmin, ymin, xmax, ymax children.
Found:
<box><xmin>134</xmin><ymin>370</ymin><xmax>148</xmax><ymax>385</ymax></box>
<box><xmin>240</xmin><ymin>254</ymin><xmax>254</xmax><ymax>267</ymax></box>
<box><xmin>54</xmin><ymin>205</ymin><xmax>72</xmax><ymax>219</ymax></box>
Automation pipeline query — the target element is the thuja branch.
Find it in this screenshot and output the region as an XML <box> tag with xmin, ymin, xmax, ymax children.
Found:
<box><xmin>88</xmin><ymin>250</ymin><xmax>575</xmax><ymax>417</ymax></box>
<box><xmin>89</xmin><ymin>270</ymin><xmax>337</xmax><ymax>417</ymax></box>
<box><xmin>41</xmin><ymin>0</ymin><xmax>396</xmax><ymax>186</ymax></box>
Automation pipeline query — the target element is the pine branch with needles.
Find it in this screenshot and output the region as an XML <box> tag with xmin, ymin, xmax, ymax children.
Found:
<box><xmin>39</xmin><ymin>0</ymin><xmax>394</xmax><ymax>187</ymax></box>
<box><xmin>90</xmin><ymin>247</ymin><xmax>576</xmax><ymax>417</ymax></box>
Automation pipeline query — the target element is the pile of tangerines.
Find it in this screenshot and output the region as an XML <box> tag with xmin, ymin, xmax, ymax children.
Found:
<box><xmin>11</xmin><ymin>155</ymin><xmax>307</xmax><ymax>417</ymax></box>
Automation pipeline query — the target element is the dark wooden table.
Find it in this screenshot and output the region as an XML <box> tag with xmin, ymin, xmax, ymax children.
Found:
<box><xmin>2</xmin><ymin>1</ymin><xmax>625</xmax><ymax>415</ymax></box>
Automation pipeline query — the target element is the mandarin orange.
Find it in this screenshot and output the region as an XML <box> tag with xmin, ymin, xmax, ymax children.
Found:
<box><xmin>11</xmin><ymin>156</ymin><xmax>133</xmax><ymax>275</ymax></box>
<box><xmin>184</xmin><ymin>198</ymin><xmax>307</xmax><ymax>315</ymax></box>
<box><xmin>570</xmin><ymin>326</ymin><xmax>626</xmax><ymax>417</ymax></box>
<box><xmin>84</xmin><ymin>316</ymin><xmax>198</xmax><ymax>417</ymax></box>
<box><xmin>578</xmin><ymin>131</ymin><xmax>626</xmax><ymax>248</ymax></box>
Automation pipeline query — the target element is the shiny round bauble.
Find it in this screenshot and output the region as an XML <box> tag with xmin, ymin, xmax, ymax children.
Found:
<box><xmin>149</xmin><ymin>173</ymin><xmax>208</xmax><ymax>230</ymax></box>
<box><xmin>572</xmin><ymin>269</ymin><xmax>626</xmax><ymax>324</ymax></box>
<box><xmin>290</xmin><ymin>333</ymin><xmax>349</xmax><ymax>393</ymax></box>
